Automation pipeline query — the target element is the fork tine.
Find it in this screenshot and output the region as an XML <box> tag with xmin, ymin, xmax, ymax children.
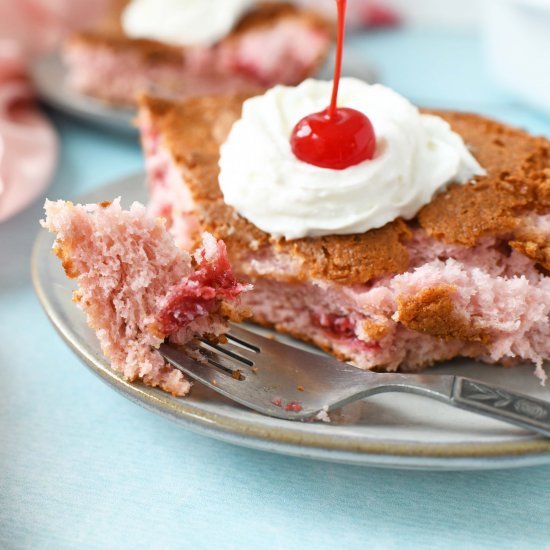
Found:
<box><xmin>159</xmin><ymin>343</ymin><xmax>244</xmax><ymax>394</ymax></box>
<box><xmin>159</xmin><ymin>342</ymin><xmax>309</xmax><ymax>419</ymax></box>
<box><xmin>200</xmin><ymin>337</ymin><xmax>258</xmax><ymax>365</ymax></box>
<box><xmin>188</xmin><ymin>341</ymin><xmax>246</xmax><ymax>373</ymax></box>
<box><xmin>226</xmin><ymin>324</ymin><xmax>268</xmax><ymax>350</ymax></box>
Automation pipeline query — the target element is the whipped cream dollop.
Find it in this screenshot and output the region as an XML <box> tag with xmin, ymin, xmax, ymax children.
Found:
<box><xmin>219</xmin><ymin>79</ymin><xmax>485</xmax><ymax>240</ymax></box>
<box><xmin>122</xmin><ymin>0</ymin><xmax>255</xmax><ymax>47</ymax></box>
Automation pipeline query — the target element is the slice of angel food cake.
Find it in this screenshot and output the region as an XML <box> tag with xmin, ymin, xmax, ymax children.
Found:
<box><xmin>137</xmin><ymin>77</ymin><xmax>550</xmax><ymax>384</ymax></box>
<box><xmin>64</xmin><ymin>0</ymin><xmax>332</xmax><ymax>106</ymax></box>
<box><xmin>42</xmin><ymin>199</ymin><xmax>250</xmax><ymax>396</ymax></box>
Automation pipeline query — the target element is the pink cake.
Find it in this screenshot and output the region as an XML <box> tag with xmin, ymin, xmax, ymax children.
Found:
<box><xmin>64</xmin><ymin>2</ymin><xmax>332</xmax><ymax>106</ymax></box>
<box><xmin>240</xmin><ymin>230</ymin><xmax>550</xmax><ymax>382</ymax></box>
<box><xmin>42</xmin><ymin>198</ymin><xmax>248</xmax><ymax>395</ymax></box>
<box><xmin>137</xmin><ymin>93</ymin><xmax>550</xmax><ymax>383</ymax></box>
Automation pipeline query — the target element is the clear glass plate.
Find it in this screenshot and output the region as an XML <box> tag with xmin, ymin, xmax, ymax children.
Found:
<box><xmin>30</xmin><ymin>53</ymin><xmax>136</xmax><ymax>135</ymax></box>
<box><xmin>31</xmin><ymin>174</ymin><xmax>550</xmax><ymax>470</ymax></box>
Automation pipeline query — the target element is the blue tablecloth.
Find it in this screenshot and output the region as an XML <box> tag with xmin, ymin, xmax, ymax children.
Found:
<box><xmin>2</xmin><ymin>29</ymin><xmax>550</xmax><ymax>549</ymax></box>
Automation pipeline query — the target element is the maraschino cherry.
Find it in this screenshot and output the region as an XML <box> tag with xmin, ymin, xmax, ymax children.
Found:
<box><xmin>290</xmin><ymin>0</ymin><xmax>376</xmax><ymax>170</ymax></box>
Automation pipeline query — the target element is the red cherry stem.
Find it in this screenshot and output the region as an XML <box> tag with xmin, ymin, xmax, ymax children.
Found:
<box><xmin>328</xmin><ymin>0</ymin><xmax>347</xmax><ymax>119</ymax></box>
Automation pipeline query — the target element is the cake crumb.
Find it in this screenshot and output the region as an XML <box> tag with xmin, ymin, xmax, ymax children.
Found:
<box><xmin>315</xmin><ymin>407</ymin><xmax>331</xmax><ymax>423</ymax></box>
<box><xmin>284</xmin><ymin>401</ymin><xmax>302</xmax><ymax>412</ymax></box>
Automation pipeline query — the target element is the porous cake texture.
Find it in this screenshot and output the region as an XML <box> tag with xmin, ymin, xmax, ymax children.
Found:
<box><xmin>64</xmin><ymin>2</ymin><xmax>331</xmax><ymax>106</ymax></box>
<box><xmin>138</xmin><ymin>93</ymin><xmax>550</xmax><ymax>382</ymax></box>
<box><xmin>42</xmin><ymin>199</ymin><xmax>248</xmax><ymax>395</ymax></box>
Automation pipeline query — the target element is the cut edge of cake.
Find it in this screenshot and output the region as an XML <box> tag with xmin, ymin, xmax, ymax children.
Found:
<box><xmin>41</xmin><ymin>198</ymin><xmax>250</xmax><ymax>396</ymax></box>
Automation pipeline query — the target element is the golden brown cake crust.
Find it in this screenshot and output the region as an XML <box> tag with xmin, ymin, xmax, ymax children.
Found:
<box><xmin>288</xmin><ymin>221</ymin><xmax>412</xmax><ymax>284</ymax></box>
<box><xmin>418</xmin><ymin>110</ymin><xmax>550</xmax><ymax>253</ymax></box>
<box><xmin>396</xmin><ymin>286</ymin><xmax>490</xmax><ymax>344</ymax></box>
<box><xmin>510</xmin><ymin>229</ymin><xmax>550</xmax><ymax>268</ymax></box>
<box><xmin>67</xmin><ymin>2</ymin><xmax>332</xmax><ymax>65</ymax></box>
<box><xmin>66</xmin><ymin>33</ymin><xmax>184</xmax><ymax>64</ymax></box>
<box><xmin>95</xmin><ymin>0</ymin><xmax>128</xmax><ymax>35</ymax></box>
<box><xmin>138</xmin><ymin>94</ymin><xmax>550</xmax><ymax>285</ymax></box>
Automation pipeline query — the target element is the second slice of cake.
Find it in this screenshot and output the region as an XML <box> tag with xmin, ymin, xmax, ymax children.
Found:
<box><xmin>64</xmin><ymin>1</ymin><xmax>332</xmax><ymax>107</ymax></box>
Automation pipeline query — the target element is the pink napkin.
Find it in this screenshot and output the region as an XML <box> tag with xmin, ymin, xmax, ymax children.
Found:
<box><xmin>0</xmin><ymin>0</ymin><xmax>107</xmax><ymax>223</ymax></box>
<box><xmin>0</xmin><ymin>42</ymin><xmax>57</xmax><ymax>223</ymax></box>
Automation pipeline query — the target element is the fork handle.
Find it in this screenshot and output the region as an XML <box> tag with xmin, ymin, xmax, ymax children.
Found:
<box><xmin>367</xmin><ymin>375</ymin><xmax>550</xmax><ymax>438</ymax></box>
<box><xmin>449</xmin><ymin>377</ymin><xmax>550</xmax><ymax>438</ymax></box>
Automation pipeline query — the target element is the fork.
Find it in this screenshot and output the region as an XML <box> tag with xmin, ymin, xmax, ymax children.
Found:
<box><xmin>159</xmin><ymin>325</ymin><xmax>550</xmax><ymax>436</ymax></box>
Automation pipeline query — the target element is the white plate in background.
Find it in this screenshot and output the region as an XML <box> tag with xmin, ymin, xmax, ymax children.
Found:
<box><xmin>30</xmin><ymin>52</ymin><xmax>136</xmax><ymax>136</ymax></box>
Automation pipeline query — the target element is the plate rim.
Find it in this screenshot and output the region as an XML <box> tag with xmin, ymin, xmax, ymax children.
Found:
<box><xmin>32</xmin><ymin>173</ymin><xmax>550</xmax><ymax>470</ymax></box>
<box><xmin>30</xmin><ymin>52</ymin><xmax>137</xmax><ymax>135</ymax></box>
